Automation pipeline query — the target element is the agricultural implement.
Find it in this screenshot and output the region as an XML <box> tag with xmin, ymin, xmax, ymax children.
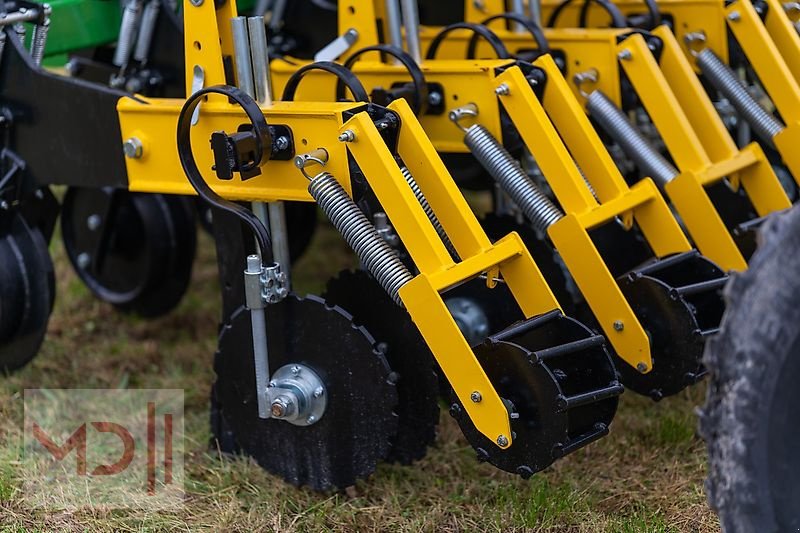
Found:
<box><xmin>0</xmin><ymin>0</ymin><xmax>627</xmax><ymax>489</ymax></box>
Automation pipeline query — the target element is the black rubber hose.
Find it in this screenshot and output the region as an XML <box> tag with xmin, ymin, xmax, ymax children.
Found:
<box><xmin>281</xmin><ymin>61</ymin><xmax>370</xmax><ymax>103</ymax></box>
<box><xmin>469</xmin><ymin>13</ymin><xmax>550</xmax><ymax>59</ymax></box>
<box><xmin>176</xmin><ymin>84</ymin><xmax>274</xmax><ymax>263</ymax></box>
<box><xmin>426</xmin><ymin>22</ymin><xmax>511</xmax><ymax>60</ymax></box>
<box><xmin>340</xmin><ymin>44</ymin><xmax>428</xmax><ymax>115</ymax></box>
<box><xmin>547</xmin><ymin>0</ymin><xmax>626</xmax><ymax>28</ymax></box>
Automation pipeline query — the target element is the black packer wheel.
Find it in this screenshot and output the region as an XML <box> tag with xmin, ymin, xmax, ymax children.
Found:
<box><xmin>61</xmin><ymin>187</ymin><xmax>196</xmax><ymax>317</ymax></box>
<box><xmin>213</xmin><ymin>294</ymin><xmax>399</xmax><ymax>491</ymax></box>
<box><xmin>0</xmin><ymin>212</ymin><xmax>55</xmax><ymax>372</ymax></box>
<box><xmin>324</xmin><ymin>270</ymin><xmax>439</xmax><ymax>464</ymax></box>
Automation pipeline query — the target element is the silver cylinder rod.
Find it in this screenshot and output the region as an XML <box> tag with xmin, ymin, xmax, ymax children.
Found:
<box><xmin>267</xmin><ymin>202</ymin><xmax>291</xmax><ymax>286</ymax></box>
<box><xmin>510</xmin><ymin>0</ymin><xmax>526</xmax><ymax>32</ymax></box>
<box><xmin>384</xmin><ymin>0</ymin><xmax>404</xmax><ymax>50</ymax></box>
<box><xmin>400</xmin><ymin>0</ymin><xmax>422</xmax><ymax>64</ymax></box>
<box><xmin>245</xmin><ymin>254</ymin><xmax>271</xmax><ymax>419</ymax></box>
<box><xmin>529</xmin><ymin>0</ymin><xmax>542</xmax><ymax>27</ymax></box>
<box><xmin>247</xmin><ymin>16</ymin><xmax>273</xmax><ymax>106</ymax></box>
<box><xmin>113</xmin><ymin>0</ymin><xmax>143</xmax><ymax>68</ymax></box>
<box><xmin>269</xmin><ymin>0</ymin><xmax>288</xmax><ymax>31</ymax></box>
<box><xmin>231</xmin><ymin>17</ymin><xmax>255</xmax><ymax>98</ymax></box>
<box><xmin>134</xmin><ymin>0</ymin><xmax>161</xmax><ymax>64</ymax></box>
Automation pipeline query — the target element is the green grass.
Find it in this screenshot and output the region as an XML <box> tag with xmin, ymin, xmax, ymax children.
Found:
<box><xmin>0</xmin><ymin>221</ymin><xmax>720</xmax><ymax>531</ymax></box>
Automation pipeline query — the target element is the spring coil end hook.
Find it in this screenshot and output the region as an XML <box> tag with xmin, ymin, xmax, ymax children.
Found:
<box><xmin>449</xmin><ymin>104</ymin><xmax>480</xmax><ymax>133</ymax></box>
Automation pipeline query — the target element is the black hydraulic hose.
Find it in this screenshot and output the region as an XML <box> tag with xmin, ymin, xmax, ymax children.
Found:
<box><xmin>176</xmin><ymin>84</ymin><xmax>274</xmax><ymax>263</ymax></box>
<box><xmin>281</xmin><ymin>61</ymin><xmax>370</xmax><ymax>103</ymax></box>
<box><xmin>547</xmin><ymin>0</ymin><xmax>627</xmax><ymax>28</ymax></box>
<box><xmin>470</xmin><ymin>13</ymin><xmax>550</xmax><ymax>58</ymax></box>
<box><xmin>341</xmin><ymin>44</ymin><xmax>429</xmax><ymax>115</ymax></box>
<box><xmin>426</xmin><ymin>22</ymin><xmax>511</xmax><ymax>60</ymax></box>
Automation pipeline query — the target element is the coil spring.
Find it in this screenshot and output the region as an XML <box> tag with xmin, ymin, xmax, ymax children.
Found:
<box><xmin>464</xmin><ymin>124</ymin><xmax>562</xmax><ymax>234</ymax></box>
<box><xmin>134</xmin><ymin>0</ymin><xmax>161</xmax><ymax>63</ymax></box>
<box><xmin>309</xmin><ymin>172</ymin><xmax>414</xmax><ymax>306</ymax></box>
<box><xmin>586</xmin><ymin>90</ymin><xmax>678</xmax><ymax>187</ymax></box>
<box><xmin>113</xmin><ymin>0</ymin><xmax>143</xmax><ymax>68</ymax></box>
<box><xmin>696</xmin><ymin>48</ymin><xmax>783</xmax><ymax>146</ymax></box>
<box><xmin>29</xmin><ymin>20</ymin><xmax>49</xmax><ymax>66</ymax></box>
<box><xmin>400</xmin><ymin>166</ymin><xmax>460</xmax><ymax>260</ymax></box>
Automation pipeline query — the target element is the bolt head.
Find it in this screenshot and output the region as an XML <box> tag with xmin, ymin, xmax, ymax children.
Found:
<box><xmin>495</xmin><ymin>83</ymin><xmax>510</xmax><ymax>96</ymax></box>
<box><xmin>496</xmin><ymin>434</ymin><xmax>509</xmax><ymax>447</ymax></box>
<box><xmin>76</xmin><ymin>252</ymin><xmax>91</xmax><ymax>270</ymax></box>
<box><xmin>428</xmin><ymin>92</ymin><xmax>443</xmax><ymax>106</ymax></box>
<box><xmin>728</xmin><ymin>11</ymin><xmax>741</xmax><ymax>21</ymax></box>
<box><xmin>123</xmin><ymin>137</ymin><xmax>143</xmax><ymax>159</ymax></box>
<box><xmin>190</xmin><ymin>0</ymin><xmax>203</xmax><ymax>5</ymax></box>
<box><xmin>274</xmin><ymin>136</ymin><xmax>290</xmax><ymax>151</ymax></box>
<box><xmin>291</xmin><ymin>365</ymin><xmax>301</xmax><ymax>375</ymax></box>
<box><xmin>636</xmin><ymin>362</ymin><xmax>648</xmax><ymax>373</ymax></box>
<box><xmin>87</xmin><ymin>214</ymin><xmax>101</xmax><ymax>232</ymax></box>
<box><xmin>618</xmin><ymin>49</ymin><xmax>632</xmax><ymax>61</ymax></box>
<box><xmin>613</xmin><ymin>320</ymin><xmax>624</xmax><ymax>332</ymax></box>
<box><xmin>470</xmin><ymin>391</ymin><xmax>482</xmax><ymax>403</ymax></box>
<box><xmin>0</xmin><ymin>200</ymin><xmax>8</xmax><ymax>210</ymax></box>
<box><xmin>313</xmin><ymin>387</ymin><xmax>324</xmax><ymax>398</ymax></box>
<box><xmin>338</xmin><ymin>130</ymin><xmax>356</xmax><ymax>143</ymax></box>
<box><xmin>306</xmin><ymin>415</ymin><xmax>316</xmax><ymax>424</ymax></box>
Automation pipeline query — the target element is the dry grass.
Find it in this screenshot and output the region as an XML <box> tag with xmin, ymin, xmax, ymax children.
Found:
<box><xmin>0</xmin><ymin>221</ymin><xmax>719</xmax><ymax>532</ymax></box>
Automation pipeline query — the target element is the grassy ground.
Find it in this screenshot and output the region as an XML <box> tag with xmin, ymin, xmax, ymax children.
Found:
<box><xmin>0</xmin><ymin>220</ymin><xmax>720</xmax><ymax>532</ymax></box>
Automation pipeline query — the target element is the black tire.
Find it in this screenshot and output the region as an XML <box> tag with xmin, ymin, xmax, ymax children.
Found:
<box><xmin>701</xmin><ymin>205</ymin><xmax>800</xmax><ymax>532</ymax></box>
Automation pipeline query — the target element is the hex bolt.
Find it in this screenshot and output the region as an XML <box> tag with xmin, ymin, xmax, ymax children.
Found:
<box><xmin>313</xmin><ymin>387</ymin><xmax>324</xmax><ymax>398</ymax></box>
<box><xmin>271</xmin><ymin>397</ymin><xmax>289</xmax><ymax>418</ymax></box>
<box><xmin>291</xmin><ymin>365</ymin><xmax>301</xmax><ymax>375</ymax></box>
<box><xmin>306</xmin><ymin>415</ymin><xmax>316</xmax><ymax>424</ymax></box>
<box><xmin>338</xmin><ymin>130</ymin><xmax>356</xmax><ymax>143</ymax></box>
<box><xmin>190</xmin><ymin>0</ymin><xmax>203</xmax><ymax>5</ymax></box>
<box><xmin>728</xmin><ymin>11</ymin><xmax>741</xmax><ymax>21</ymax></box>
<box><xmin>77</xmin><ymin>252</ymin><xmax>91</xmax><ymax>269</ymax></box>
<box><xmin>0</xmin><ymin>200</ymin><xmax>8</xmax><ymax>210</ymax></box>
<box><xmin>636</xmin><ymin>362</ymin><xmax>648</xmax><ymax>373</ymax></box>
<box><xmin>274</xmin><ymin>136</ymin><xmax>290</xmax><ymax>151</ymax></box>
<box><xmin>613</xmin><ymin>320</ymin><xmax>624</xmax><ymax>332</ymax></box>
<box><xmin>470</xmin><ymin>391</ymin><xmax>482</xmax><ymax>403</ymax></box>
<box><xmin>495</xmin><ymin>83</ymin><xmax>510</xmax><ymax>96</ymax></box>
<box><xmin>428</xmin><ymin>91</ymin><xmax>443</xmax><ymax>106</ymax></box>
<box><xmin>496</xmin><ymin>434</ymin><xmax>509</xmax><ymax>447</ymax></box>
<box><xmin>87</xmin><ymin>214</ymin><xmax>101</xmax><ymax>231</ymax></box>
<box><xmin>618</xmin><ymin>49</ymin><xmax>633</xmax><ymax>61</ymax></box>
<box><xmin>123</xmin><ymin>137</ymin><xmax>144</xmax><ymax>159</ymax></box>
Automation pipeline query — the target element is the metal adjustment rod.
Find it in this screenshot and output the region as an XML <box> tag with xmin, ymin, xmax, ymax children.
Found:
<box><xmin>113</xmin><ymin>0</ymin><xmax>143</xmax><ymax>70</ymax></box>
<box><xmin>295</xmin><ymin>149</ymin><xmax>414</xmax><ymax>306</ymax></box>
<box><xmin>450</xmin><ymin>104</ymin><xmax>563</xmax><ymax>234</ymax></box>
<box><xmin>133</xmin><ymin>0</ymin><xmax>161</xmax><ymax>65</ymax></box>
<box><xmin>400</xmin><ymin>0</ymin><xmax>422</xmax><ymax>64</ymax></box>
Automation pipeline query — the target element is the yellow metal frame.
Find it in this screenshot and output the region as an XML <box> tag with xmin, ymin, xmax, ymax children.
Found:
<box><xmin>114</xmin><ymin>0</ymin><xmax>610</xmax><ymax>448</ymax></box>
<box><xmin>405</xmin><ymin>20</ymin><xmax>789</xmax><ymax>270</ymax></box>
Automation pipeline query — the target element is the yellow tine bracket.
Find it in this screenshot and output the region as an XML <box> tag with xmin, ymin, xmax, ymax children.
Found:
<box><xmin>762</xmin><ymin>0</ymin><xmax>800</xmax><ymax>82</ymax></box>
<box><xmin>531</xmin><ymin>55</ymin><xmax>692</xmax><ymax>258</ymax></box>
<box><xmin>494</xmin><ymin>67</ymin><xmax>598</xmax><ymax>215</ymax></box>
<box><xmin>665</xmin><ymin>173</ymin><xmax>748</xmax><ymax>272</ymax></box>
<box><xmin>182</xmin><ymin>0</ymin><xmax>236</xmax><ymax>94</ymax></box>
<box><xmin>493</xmin><ymin>66</ymin><xmax>655</xmax><ymax>371</ymax></box>
<box><xmin>654</xmin><ymin>26</ymin><xmax>791</xmax><ymax>214</ymax></box>
<box><xmin>387</xmin><ymin>98</ymin><xmax>492</xmax><ymax>258</ymax></box>
<box><xmin>342</xmin><ymin>110</ymin><xmax>565</xmax><ymax>447</ymax></box>
<box><xmin>653</xmin><ymin>26</ymin><xmax>740</xmax><ymax>163</ymax></box>
<box><xmin>534</xmin><ymin>54</ymin><xmax>631</xmax><ymax>204</ymax></box>
<box><xmin>617</xmin><ymin>35</ymin><xmax>712</xmax><ymax>174</ymax></box>
<box><xmin>727</xmin><ymin>0</ymin><xmax>800</xmax><ymax>124</ymax></box>
<box><xmin>386</xmin><ymin>99</ymin><xmax>561</xmax><ymax>319</ymax></box>
<box><xmin>548</xmin><ymin>215</ymin><xmax>653</xmax><ymax>372</ymax></box>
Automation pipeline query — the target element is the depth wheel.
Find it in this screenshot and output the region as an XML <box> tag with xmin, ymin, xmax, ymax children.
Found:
<box><xmin>61</xmin><ymin>187</ymin><xmax>196</xmax><ymax>317</ymax></box>
<box><xmin>0</xmin><ymin>213</ymin><xmax>54</xmax><ymax>372</ymax></box>
<box><xmin>701</xmin><ymin>206</ymin><xmax>800</xmax><ymax>531</ymax></box>
<box><xmin>213</xmin><ymin>294</ymin><xmax>399</xmax><ymax>491</ymax></box>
